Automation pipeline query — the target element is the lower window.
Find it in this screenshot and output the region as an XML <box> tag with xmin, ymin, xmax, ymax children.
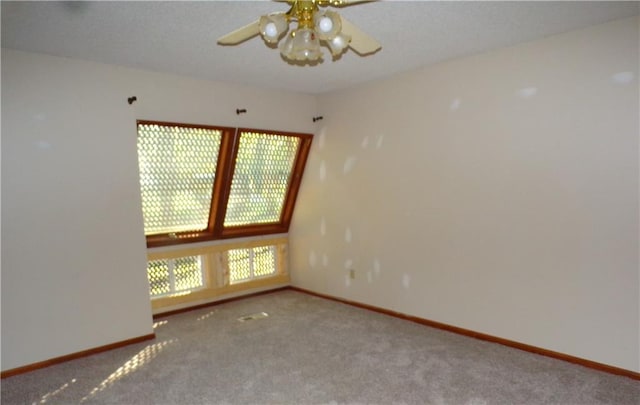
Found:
<box><xmin>145</xmin><ymin>237</ymin><xmax>289</xmax><ymax>312</ymax></box>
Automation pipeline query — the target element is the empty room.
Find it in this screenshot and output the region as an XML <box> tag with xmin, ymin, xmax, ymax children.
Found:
<box><xmin>1</xmin><ymin>1</ymin><xmax>639</xmax><ymax>403</ymax></box>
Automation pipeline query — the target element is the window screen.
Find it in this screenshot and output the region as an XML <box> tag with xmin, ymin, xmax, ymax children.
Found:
<box><xmin>136</xmin><ymin>121</ymin><xmax>312</xmax><ymax>247</ymax></box>
<box><xmin>228</xmin><ymin>246</ymin><xmax>277</xmax><ymax>284</ymax></box>
<box><xmin>224</xmin><ymin>131</ymin><xmax>301</xmax><ymax>226</ymax></box>
<box><xmin>147</xmin><ymin>255</ymin><xmax>204</xmax><ymax>297</ymax></box>
<box><xmin>137</xmin><ymin>123</ymin><xmax>221</xmax><ymax>235</ymax></box>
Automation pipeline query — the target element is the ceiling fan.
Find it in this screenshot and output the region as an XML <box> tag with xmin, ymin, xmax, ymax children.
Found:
<box><xmin>217</xmin><ymin>0</ymin><xmax>381</xmax><ymax>64</ymax></box>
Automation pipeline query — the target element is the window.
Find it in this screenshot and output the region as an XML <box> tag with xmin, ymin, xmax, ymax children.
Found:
<box><xmin>136</xmin><ymin>121</ymin><xmax>312</xmax><ymax>247</ymax></box>
<box><xmin>137</xmin><ymin>123</ymin><xmax>223</xmax><ymax>237</ymax></box>
<box><xmin>145</xmin><ymin>244</ymin><xmax>281</xmax><ymax>299</ymax></box>
<box><xmin>224</xmin><ymin>132</ymin><xmax>300</xmax><ymax>227</ymax></box>
<box><xmin>146</xmin><ymin>238</ymin><xmax>289</xmax><ymax>311</ymax></box>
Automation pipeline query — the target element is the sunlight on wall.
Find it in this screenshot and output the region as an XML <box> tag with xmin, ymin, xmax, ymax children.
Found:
<box><xmin>344</xmin><ymin>227</ymin><xmax>352</xmax><ymax>243</ymax></box>
<box><xmin>516</xmin><ymin>86</ymin><xmax>538</xmax><ymax>99</ymax></box>
<box><xmin>80</xmin><ymin>339</ymin><xmax>176</xmax><ymax>402</ymax></box>
<box><xmin>373</xmin><ymin>258</ymin><xmax>381</xmax><ymax>276</ymax></box>
<box><xmin>402</xmin><ymin>273</ymin><xmax>411</xmax><ymax>290</ymax></box>
<box><xmin>309</xmin><ymin>250</ymin><xmax>317</xmax><ymax>268</ymax></box>
<box><xmin>319</xmin><ymin>160</ymin><xmax>327</xmax><ymax>181</ymax></box>
<box><xmin>611</xmin><ymin>71</ymin><xmax>635</xmax><ymax>84</ymax></box>
<box><xmin>450</xmin><ymin>98</ymin><xmax>462</xmax><ymax>111</ymax></box>
<box><xmin>343</xmin><ymin>156</ymin><xmax>357</xmax><ymax>174</ymax></box>
<box><xmin>317</xmin><ymin>128</ymin><xmax>327</xmax><ymax>149</ymax></box>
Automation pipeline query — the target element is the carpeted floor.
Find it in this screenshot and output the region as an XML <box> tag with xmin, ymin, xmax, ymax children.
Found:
<box><xmin>2</xmin><ymin>290</ymin><xmax>639</xmax><ymax>404</ymax></box>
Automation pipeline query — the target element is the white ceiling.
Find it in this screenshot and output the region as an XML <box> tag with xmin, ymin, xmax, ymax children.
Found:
<box><xmin>2</xmin><ymin>1</ymin><xmax>638</xmax><ymax>94</ymax></box>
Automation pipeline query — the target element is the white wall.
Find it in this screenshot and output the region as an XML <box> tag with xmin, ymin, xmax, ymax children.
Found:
<box><xmin>3</xmin><ymin>16</ymin><xmax>638</xmax><ymax>375</ymax></box>
<box><xmin>290</xmin><ymin>17</ymin><xmax>640</xmax><ymax>372</ymax></box>
<box><xmin>1</xmin><ymin>49</ymin><xmax>316</xmax><ymax>371</ymax></box>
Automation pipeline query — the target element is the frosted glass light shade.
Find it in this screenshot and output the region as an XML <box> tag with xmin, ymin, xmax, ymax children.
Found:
<box><xmin>327</xmin><ymin>32</ymin><xmax>351</xmax><ymax>56</ymax></box>
<box><xmin>314</xmin><ymin>10</ymin><xmax>341</xmax><ymax>40</ymax></box>
<box><xmin>260</xmin><ymin>13</ymin><xmax>288</xmax><ymax>44</ymax></box>
<box><xmin>280</xmin><ymin>28</ymin><xmax>323</xmax><ymax>61</ymax></box>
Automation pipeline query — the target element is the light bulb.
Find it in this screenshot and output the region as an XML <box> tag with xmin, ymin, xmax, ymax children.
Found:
<box><xmin>265</xmin><ymin>22</ymin><xmax>278</xmax><ymax>38</ymax></box>
<box><xmin>318</xmin><ymin>17</ymin><xmax>333</xmax><ymax>33</ymax></box>
<box><xmin>260</xmin><ymin>13</ymin><xmax>288</xmax><ymax>44</ymax></box>
<box><xmin>327</xmin><ymin>32</ymin><xmax>351</xmax><ymax>56</ymax></box>
<box><xmin>314</xmin><ymin>10</ymin><xmax>341</xmax><ymax>41</ymax></box>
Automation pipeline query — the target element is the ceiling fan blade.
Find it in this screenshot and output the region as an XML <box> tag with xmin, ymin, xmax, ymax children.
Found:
<box><xmin>217</xmin><ymin>19</ymin><xmax>261</xmax><ymax>45</ymax></box>
<box><xmin>272</xmin><ymin>0</ymin><xmax>376</xmax><ymax>6</ymax></box>
<box><xmin>340</xmin><ymin>16</ymin><xmax>381</xmax><ymax>55</ymax></box>
<box><xmin>327</xmin><ymin>0</ymin><xmax>377</xmax><ymax>6</ymax></box>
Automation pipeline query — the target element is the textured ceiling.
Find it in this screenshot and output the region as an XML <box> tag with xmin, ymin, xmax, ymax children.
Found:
<box><xmin>2</xmin><ymin>1</ymin><xmax>638</xmax><ymax>94</ymax></box>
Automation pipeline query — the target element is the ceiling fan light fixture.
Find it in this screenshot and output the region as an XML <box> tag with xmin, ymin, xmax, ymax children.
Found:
<box><xmin>260</xmin><ymin>13</ymin><xmax>288</xmax><ymax>44</ymax></box>
<box><xmin>218</xmin><ymin>0</ymin><xmax>381</xmax><ymax>65</ymax></box>
<box><xmin>280</xmin><ymin>28</ymin><xmax>323</xmax><ymax>61</ymax></box>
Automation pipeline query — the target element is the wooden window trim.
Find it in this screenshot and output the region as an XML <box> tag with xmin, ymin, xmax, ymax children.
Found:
<box><xmin>137</xmin><ymin>121</ymin><xmax>312</xmax><ymax>248</ymax></box>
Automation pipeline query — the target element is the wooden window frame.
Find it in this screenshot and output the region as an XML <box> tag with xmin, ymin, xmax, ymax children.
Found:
<box><xmin>137</xmin><ymin>120</ymin><xmax>312</xmax><ymax>248</ymax></box>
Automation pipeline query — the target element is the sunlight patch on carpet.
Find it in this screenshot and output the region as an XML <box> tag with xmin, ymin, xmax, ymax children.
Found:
<box><xmin>35</xmin><ymin>378</ymin><xmax>76</xmax><ymax>404</ymax></box>
<box><xmin>79</xmin><ymin>339</ymin><xmax>176</xmax><ymax>402</ymax></box>
<box><xmin>197</xmin><ymin>310</ymin><xmax>218</xmax><ymax>321</ymax></box>
<box><xmin>237</xmin><ymin>312</ymin><xmax>269</xmax><ymax>322</ymax></box>
<box><xmin>153</xmin><ymin>320</ymin><xmax>168</xmax><ymax>329</ymax></box>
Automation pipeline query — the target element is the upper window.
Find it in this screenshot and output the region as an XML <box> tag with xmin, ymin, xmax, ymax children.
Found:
<box><xmin>137</xmin><ymin>123</ymin><xmax>223</xmax><ymax>236</ymax></box>
<box><xmin>136</xmin><ymin>121</ymin><xmax>312</xmax><ymax>247</ymax></box>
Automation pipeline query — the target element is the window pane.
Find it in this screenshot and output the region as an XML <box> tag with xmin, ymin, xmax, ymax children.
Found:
<box><xmin>174</xmin><ymin>256</ymin><xmax>204</xmax><ymax>291</ymax></box>
<box><xmin>147</xmin><ymin>256</ymin><xmax>204</xmax><ymax>298</ymax></box>
<box><xmin>137</xmin><ymin>124</ymin><xmax>221</xmax><ymax>235</ymax></box>
<box><xmin>253</xmin><ymin>246</ymin><xmax>276</xmax><ymax>277</ymax></box>
<box><xmin>224</xmin><ymin>132</ymin><xmax>300</xmax><ymax>226</ymax></box>
<box><xmin>228</xmin><ymin>248</ymin><xmax>251</xmax><ymax>283</ymax></box>
<box><xmin>147</xmin><ymin>259</ymin><xmax>170</xmax><ymax>296</ymax></box>
<box><xmin>228</xmin><ymin>246</ymin><xmax>277</xmax><ymax>284</ymax></box>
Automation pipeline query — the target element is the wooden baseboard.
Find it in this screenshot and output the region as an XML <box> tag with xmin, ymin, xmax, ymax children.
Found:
<box><xmin>153</xmin><ymin>286</ymin><xmax>290</xmax><ymax>319</ymax></box>
<box><xmin>1</xmin><ymin>333</ymin><xmax>156</xmax><ymax>379</ymax></box>
<box><xmin>6</xmin><ymin>287</ymin><xmax>638</xmax><ymax>381</ymax></box>
<box><xmin>1</xmin><ymin>287</ymin><xmax>288</xmax><ymax>379</ymax></box>
<box><xmin>288</xmin><ymin>286</ymin><xmax>640</xmax><ymax>381</ymax></box>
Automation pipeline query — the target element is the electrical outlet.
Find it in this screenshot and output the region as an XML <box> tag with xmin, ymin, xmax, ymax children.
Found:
<box><xmin>349</xmin><ymin>269</ymin><xmax>356</xmax><ymax>279</ymax></box>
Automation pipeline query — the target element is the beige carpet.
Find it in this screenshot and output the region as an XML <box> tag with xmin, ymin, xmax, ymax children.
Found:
<box><xmin>2</xmin><ymin>290</ymin><xmax>639</xmax><ymax>404</ymax></box>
